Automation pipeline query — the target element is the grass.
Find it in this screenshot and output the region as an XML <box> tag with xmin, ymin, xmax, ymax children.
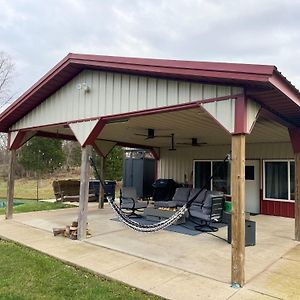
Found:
<box><xmin>0</xmin><ymin>178</ymin><xmax>56</xmax><ymax>200</ymax></box>
<box><xmin>0</xmin><ymin>199</ymin><xmax>75</xmax><ymax>215</ymax></box>
<box><xmin>0</xmin><ymin>240</ymin><xmax>160</xmax><ymax>300</ymax></box>
<box><xmin>0</xmin><ymin>177</ymin><xmax>121</xmax><ymax>200</ymax></box>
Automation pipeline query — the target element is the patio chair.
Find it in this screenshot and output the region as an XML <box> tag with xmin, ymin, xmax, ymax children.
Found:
<box><xmin>154</xmin><ymin>187</ymin><xmax>191</xmax><ymax>209</ymax></box>
<box><xmin>120</xmin><ymin>187</ymin><xmax>148</xmax><ymax>218</ymax></box>
<box><xmin>189</xmin><ymin>191</ymin><xmax>225</xmax><ymax>232</ymax></box>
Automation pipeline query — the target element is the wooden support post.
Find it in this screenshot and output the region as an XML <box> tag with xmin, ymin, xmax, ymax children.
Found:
<box><xmin>98</xmin><ymin>156</ymin><xmax>105</xmax><ymax>209</ymax></box>
<box><xmin>6</xmin><ymin>150</ymin><xmax>16</xmax><ymax>219</ymax></box>
<box><xmin>231</xmin><ymin>134</ymin><xmax>246</xmax><ymax>287</ymax></box>
<box><xmin>295</xmin><ymin>153</ymin><xmax>300</xmax><ymax>241</ymax></box>
<box><xmin>77</xmin><ymin>145</ymin><xmax>92</xmax><ymax>240</ymax></box>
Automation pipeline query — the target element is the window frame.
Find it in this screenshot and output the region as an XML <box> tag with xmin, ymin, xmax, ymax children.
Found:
<box><xmin>193</xmin><ymin>159</ymin><xmax>231</xmax><ymax>196</ymax></box>
<box><xmin>263</xmin><ymin>159</ymin><xmax>295</xmax><ymax>202</ymax></box>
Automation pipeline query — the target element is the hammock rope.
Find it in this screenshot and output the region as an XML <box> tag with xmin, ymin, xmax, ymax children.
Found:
<box><xmin>89</xmin><ymin>154</ymin><xmax>230</xmax><ymax>233</ymax></box>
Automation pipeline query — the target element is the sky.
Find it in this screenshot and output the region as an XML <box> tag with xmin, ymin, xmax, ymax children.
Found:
<box><xmin>1</xmin><ymin>0</ymin><xmax>300</xmax><ymax>106</ymax></box>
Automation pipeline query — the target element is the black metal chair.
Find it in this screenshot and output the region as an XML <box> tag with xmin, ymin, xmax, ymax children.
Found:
<box><xmin>120</xmin><ymin>187</ymin><xmax>148</xmax><ymax>218</ymax></box>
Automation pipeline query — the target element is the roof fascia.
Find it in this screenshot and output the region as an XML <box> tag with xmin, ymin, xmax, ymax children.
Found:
<box><xmin>269</xmin><ymin>72</ymin><xmax>300</xmax><ymax>107</ymax></box>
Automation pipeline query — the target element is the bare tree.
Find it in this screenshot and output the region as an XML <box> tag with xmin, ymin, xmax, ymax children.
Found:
<box><xmin>0</xmin><ymin>51</ymin><xmax>14</xmax><ymax>108</ymax></box>
<box><xmin>0</xmin><ymin>52</ymin><xmax>14</xmax><ymax>168</ymax></box>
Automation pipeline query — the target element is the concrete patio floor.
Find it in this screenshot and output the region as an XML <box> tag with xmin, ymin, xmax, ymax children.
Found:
<box><xmin>0</xmin><ymin>203</ymin><xmax>299</xmax><ymax>299</ymax></box>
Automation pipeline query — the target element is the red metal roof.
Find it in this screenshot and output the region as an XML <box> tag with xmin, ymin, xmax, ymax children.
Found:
<box><xmin>1</xmin><ymin>53</ymin><xmax>300</xmax><ymax>131</ymax></box>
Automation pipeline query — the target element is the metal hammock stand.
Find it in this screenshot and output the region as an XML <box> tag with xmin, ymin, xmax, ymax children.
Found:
<box><xmin>89</xmin><ymin>154</ymin><xmax>230</xmax><ymax>233</ymax></box>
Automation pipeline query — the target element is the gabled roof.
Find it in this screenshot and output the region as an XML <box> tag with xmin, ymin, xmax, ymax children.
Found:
<box><xmin>0</xmin><ymin>53</ymin><xmax>300</xmax><ymax>131</ymax></box>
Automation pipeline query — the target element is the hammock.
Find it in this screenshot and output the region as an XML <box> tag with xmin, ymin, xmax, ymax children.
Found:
<box><xmin>89</xmin><ymin>154</ymin><xmax>230</xmax><ymax>233</ymax></box>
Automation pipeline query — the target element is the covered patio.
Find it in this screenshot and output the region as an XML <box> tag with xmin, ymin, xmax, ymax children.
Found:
<box><xmin>1</xmin><ymin>54</ymin><xmax>300</xmax><ymax>288</ymax></box>
<box><xmin>2</xmin><ymin>204</ymin><xmax>297</xmax><ymax>298</ymax></box>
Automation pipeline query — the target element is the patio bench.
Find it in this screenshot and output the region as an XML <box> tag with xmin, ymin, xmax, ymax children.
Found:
<box><xmin>52</xmin><ymin>179</ymin><xmax>98</xmax><ymax>202</ymax></box>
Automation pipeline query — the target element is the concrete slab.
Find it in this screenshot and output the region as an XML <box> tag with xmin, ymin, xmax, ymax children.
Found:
<box><xmin>150</xmin><ymin>272</ymin><xmax>235</xmax><ymax>300</ymax></box>
<box><xmin>230</xmin><ymin>289</ymin><xmax>278</xmax><ymax>299</ymax></box>
<box><xmin>107</xmin><ymin>260</ymin><xmax>184</xmax><ymax>291</ymax></box>
<box><xmin>246</xmin><ymin>258</ymin><xmax>300</xmax><ymax>300</ymax></box>
<box><xmin>72</xmin><ymin>248</ymin><xmax>140</xmax><ymax>274</ymax></box>
<box><xmin>283</xmin><ymin>244</ymin><xmax>300</xmax><ymax>262</ymax></box>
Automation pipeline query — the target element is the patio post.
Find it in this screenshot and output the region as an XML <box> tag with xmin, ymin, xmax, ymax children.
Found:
<box><xmin>231</xmin><ymin>134</ymin><xmax>246</xmax><ymax>287</ymax></box>
<box><xmin>6</xmin><ymin>149</ymin><xmax>16</xmax><ymax>219</ymax></box>
<box><xmin>98</xmin><ymin>156</ymin><xmax>105</xmax><ymax>209</ymax></box>
<box><xmin>77</xmin><ymin>145</ymin><xmax>92</xmax><ymax>240</ymax></box>
<box><xmin>295</xmin><ymin>153</ymin><xmax>300</xmax><ymax>241</ymax></box>
<box><xmin>288</xmin><ymin>127</ymin><xmax>300</xmax><ymax>241</ymax></box>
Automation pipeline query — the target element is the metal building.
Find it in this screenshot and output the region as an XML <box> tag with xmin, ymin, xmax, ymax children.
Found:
<box><xmin>1</xmin><ymin>53</ymin><xmax>300</xmax><ymax>287</ymax></box>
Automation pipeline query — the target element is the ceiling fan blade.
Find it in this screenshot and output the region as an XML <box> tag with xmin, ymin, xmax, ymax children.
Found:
<box><xmin>154</xmin><ymin>135</ymin><xmax>172</xmax><ymax>138</ymax></box>
<box><xmin>134</xmin><ymin>133</ymin><xmax>148</xmax><ymax>137</ymax></box>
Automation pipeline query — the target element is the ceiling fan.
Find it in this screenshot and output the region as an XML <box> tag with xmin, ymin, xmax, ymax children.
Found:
<box><xmin>169</xmin><ymin>133</ymin><xmax>176</xmax><ymax>151</ymax></box>
<box><xmin>177</xmin><ymin>138</ymin><xmax>207</xmax><ymax>147</ymax></box>
<box><xmin>134</xmin><ymin>128</ymin><xmax>171</xmax><ymax>140</ymax></box>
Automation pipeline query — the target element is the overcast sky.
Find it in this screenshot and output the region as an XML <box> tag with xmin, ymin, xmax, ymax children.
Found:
<box><xmin>1</xmin><ymin>0</ymin><xmax>300</xmax><ymax>104</ymax></box>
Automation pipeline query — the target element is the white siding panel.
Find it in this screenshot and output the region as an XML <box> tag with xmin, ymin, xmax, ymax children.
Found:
<box><xmin>94</xmin><ymin>140</ymin><xmax>116</xmax><ymax>157</ymax></box>
<box><xmin>69</xmin><ymin>120</ymin><xmax>98</xmax><ymax>146</ymax></box>
<box><xmin>157</xmin><ymin>79</ymin><xmax>167</xmax><ymax>107</ymax></box>
<box><xmin>203</xmin><ymin>84</ymin><xmax>217</xmax><ymax>99</ymax></box>
<box><xmin>246</xmin><ymin>142</ymin><xmax>293</xmax><ymax>159</ymax></box>
<box><xmin>178</xmin><ymin>82</ymin><xmax>190</xmax><ymax>102</ymax></box>
<box><xmin>147</xmin><ymin>78</ymin><xmax>157</xmax><ymax>108</ymax></box>
<box><xmin>113</xmin><ymin>74</ymin><xmax>122</xmax><ymax>114</ymax></box>
<box><xmin>167</xmin><ymin>80</ymin><xmax>178</xmax><ymax>105</ymax></box>
<box><xmin>99</xmin><ymin>72</ymin><xmax>106</xmax><ymax>115</ymax></box>
<box><xmin>202</xmin><ymin>99</ymin><xmax>235</xmax><ymax>133</ymax></box>
<box><xmin>106</xmin><ymin>73</ymin><xmax>114</xmax><ymax>115</ymax></box>
<box><xmin>129</xmin><ymin>76</ymin><xmax>138</xmax><ymax>111</ymax></box>
<box><xmin>217</xmin><ymin>85</ymin><xmax>231</xmax><ymax>97</ymax></box>
<box><xmin>159</xmin><ymin>142</ymin><xmax>293</xmax><ymax>183</ymax></box>
<box><xmin>9</xmin><ymin>131</ymin><xmax>19</xmax><ymax>148</ymax></box>
<box><xmin>247</xmin><ymin>98</ymin><xmax>261</xmax><ymax>133</ymax></box>
<box><xmin>137</xmin><ymin>77</ymin><xmax>148</xmax><ymax>110</ymax></box>
<box><xmin>90</xmin><ymin>71</ymin><xmax>99</xmax><ymax>118</ymax></box>
<box><xmin>11</xmin><ymin>69</ymin><xmax>241</xmax><ymax>131</ymax></box>
<box><xmin>121</xmin><ymin>75</ymin><xmax>130</xmax><ymax>112</ymax></box>
<box><xmin>190</xmin><ymin>83</ymin><xmax>203</xmax><ymax>101</ymax></box>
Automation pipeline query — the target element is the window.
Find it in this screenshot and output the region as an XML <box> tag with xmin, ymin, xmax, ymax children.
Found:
<box><xmin>194</xmin><ymin>160</ymin><xmax>230</xmax><ymax>194</ymax></box>
<box><xmin>245</xmin><ymin>166</ymin><xmax>255</xmax><ymax>180</ymax></box>
<box><xmin>264</xmin><ymin>160</ymin><xmax>295</xmax><ymax>201</ymax></box>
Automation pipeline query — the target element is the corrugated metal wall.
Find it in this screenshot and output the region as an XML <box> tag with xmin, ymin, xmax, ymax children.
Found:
<box><xmin>11</xmin><ymin>70</ymin><xmax>242</xmax><ymax>131</ymax></box>
<box><xmin>159</xmin><ymin>142</ymin><xmax>293</xmax><ymax>183</ymax></box>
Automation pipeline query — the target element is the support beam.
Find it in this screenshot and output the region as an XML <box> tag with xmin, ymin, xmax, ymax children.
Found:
<box><xmin>6</xmin><ymin>150</ymin><xmax>16</xmax><ymax>219</ymax></box>
<box><xmin>98</xmin><ymin>156</ymin><xmax>105</xmax><ymax>209</ymax></box>
<box><xmin>295</xmin><ymin>153</ymin><xmax>300</xmax><ymax>241</ymax></box>
<box><xmin>231</xmin><ymin>134</ymin><xmax>246</xmax><ymax>287</ymax></box>
<box><xmin>77</xmin><ymin>145</ymin><xmax>92</xmax><ymax>240</ymax></box>
<box><xmin>288</xmin><ymin>127</ymin><xmax>300</xmax><ymax>241</ymax></box>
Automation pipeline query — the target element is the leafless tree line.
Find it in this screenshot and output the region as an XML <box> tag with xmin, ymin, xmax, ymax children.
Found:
<box><xmin>0</xmin><ymin>51</ymin><xmax>14</xmax><ymax>168</ymax></box>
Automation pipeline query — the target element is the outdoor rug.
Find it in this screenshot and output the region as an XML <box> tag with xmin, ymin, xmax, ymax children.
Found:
<box><xmin>111</xmin><ymin>216</ymin><xmax>227</xmax><ymax>237</ymax></box>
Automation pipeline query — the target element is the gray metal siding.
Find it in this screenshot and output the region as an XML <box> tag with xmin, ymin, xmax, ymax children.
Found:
<box><xmin>159</xmin><ymin>142</ymin><xmax>293</xmax><ymax>183</ymax></box>
<box><xmin>11</xmin><ymin>70</ymin><xmax>243</xmax><ymax>131</ymax></box>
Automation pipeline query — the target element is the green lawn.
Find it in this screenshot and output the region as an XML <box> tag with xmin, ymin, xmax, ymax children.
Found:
<box><xmin>0</xmin><ymin>178</ymin><xmax>121</xmax><ymax>200</ymax></box>
<box><xmin>0</xmin><ymin>200</ymin><xmax>75</xmax><ymax>215</ymax></box>
<box><xmin>0</xmin><ymin>240</ymin><xmax>160</xmax><ymax>300</ymax></box>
